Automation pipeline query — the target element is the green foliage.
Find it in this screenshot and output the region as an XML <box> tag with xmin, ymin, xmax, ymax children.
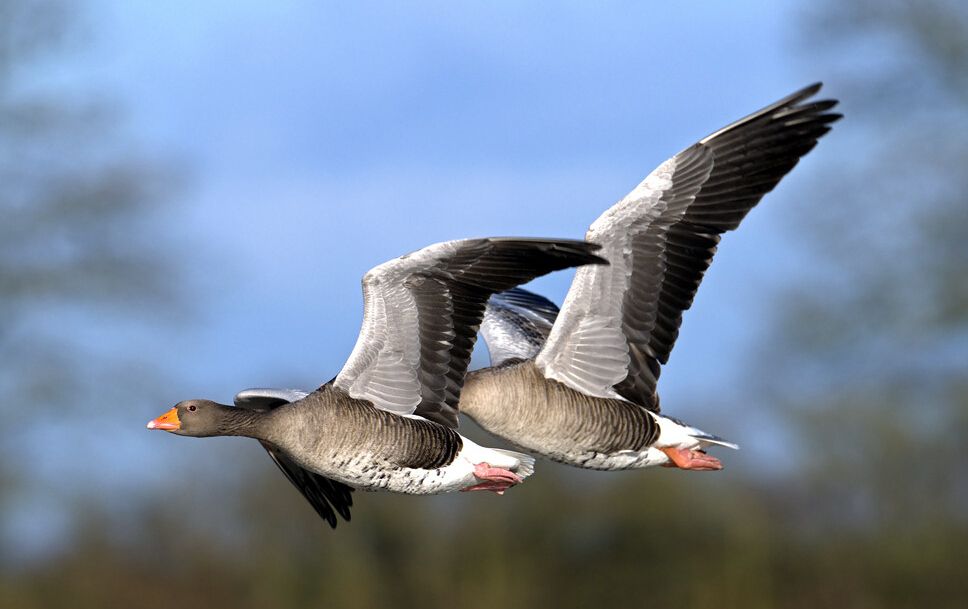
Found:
<box><xmin>2</xmin><ymin>462</ymin><xmax>967</xmax><ymax>609</ymax></box>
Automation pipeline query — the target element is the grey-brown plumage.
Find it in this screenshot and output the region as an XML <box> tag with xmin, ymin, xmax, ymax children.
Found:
<box><xmin>234</xmin><ymin>388</ymin><xmax>354</xmax><ymax>528</ymax></box>
<box><xmin>461</xmin><ymin>361</ymin><xmax>658</xmax><ymax>468</ymax></box>
<box><xmin>266</xmin><ymin>384</ymin><xmax>464</xmax><ymax>475</ymax></box>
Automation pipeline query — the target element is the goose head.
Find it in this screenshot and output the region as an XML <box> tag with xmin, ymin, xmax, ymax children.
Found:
<box><xmin>146</xmin><ymin>399</ymin><xmax>242</xmax><ymax>437</ymax></box>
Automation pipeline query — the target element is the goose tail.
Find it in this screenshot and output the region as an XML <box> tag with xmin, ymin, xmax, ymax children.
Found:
<box><xmin>656</xmin><ymin>414</ymin><xmax>740</xmax><ymax>450</ymax></box>
<box><xmin>490</xmin><ymin>448</ymin><xmax>536</xmax><ymax>479</ymax></box>
<box><xmin>682</xmin><ymin>424</ymin><xmax>740</xmax><ymax>450</ymax></box>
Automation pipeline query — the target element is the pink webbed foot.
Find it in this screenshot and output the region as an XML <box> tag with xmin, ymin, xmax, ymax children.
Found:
<box><xmin>460</xmin><ymin>462</ymin><xmax>523</xmax><ymax>495</ymax></box>
<box><xmin>659</xmin><ymin>447</ymin><xmax>723</xmax><ymax>471</ymax></box>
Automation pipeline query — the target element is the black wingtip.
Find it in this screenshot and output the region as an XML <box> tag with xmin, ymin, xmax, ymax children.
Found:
<box><xmin>782</xmin><ymin>82</ymin><xmax>824</xmax><ymax>106</ymax></box>
<box><xmin>574</xmin><ymin>250</ymin><xmax>610</xmax><ymax>268</ymax></box>
<box><xmin>488</xmin><ymin>236</ymin><xmax>610</xmax><ymax>267</ymax></box>
<box><xmin>800</xmin><ymin>81</ymin><xmax>823</xmax><ymax>97</ymax></box>
<box><xmin>700</xmin><ymin>82</ymin><xmax>840</xmax><ymax>145</ymax></box>
<box><xmin>550</xmin><ymin>238</ymin><xmax>609</xmax><ymax>266</ymax></box>
<box><xmin>560</xmin><ymin>242</ymin><xmax>609</xmax><ymax>267</ymax></box>
<box><xmin>318</xmin><ymin>507</ymin><xmax>338</xmax><ymax>529</ymax></box>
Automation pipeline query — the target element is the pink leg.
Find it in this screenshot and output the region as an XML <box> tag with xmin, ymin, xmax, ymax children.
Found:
<box><xmin>460</xmin><ymin>462</ymin><xmax>523</xmax><ymax>495</ymax></box>
<box><xmin>659</xmin><ymin>447</ymin><xmax>723</xmax><ymax>471</ymax></box>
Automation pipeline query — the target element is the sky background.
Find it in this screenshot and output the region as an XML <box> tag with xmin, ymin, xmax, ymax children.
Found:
<box><xmin>80</xmin><ymin>1</ymin><xmax>832</xmax><ymax>394</ymax></box>
<box><xmin>13</xmin><ymin>1</ymin><xmax>853</xmax><ymax>555</ymax></box>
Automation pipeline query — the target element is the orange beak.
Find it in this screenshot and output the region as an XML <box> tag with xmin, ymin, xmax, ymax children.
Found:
<box><xmin>147</xmin><ymin>407</ymin><xmax>181</xmax><ymax>431</ymax></box>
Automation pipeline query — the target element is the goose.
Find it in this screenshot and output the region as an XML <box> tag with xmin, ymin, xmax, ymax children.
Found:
<box><xmin>147</xmin><ymin>237</ymin><xmax>606</xmax><ymax>527</ymax></box>
<box><xmin>454</xmin><ymin>83</ymin><xmax>841</xmax><ymax>471</ymax></box>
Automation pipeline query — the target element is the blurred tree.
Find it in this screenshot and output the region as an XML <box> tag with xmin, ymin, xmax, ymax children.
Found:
<box><xmin>764</xmin><ymin>0</ymin><xmax>968</xmax><ymax>518</ymax></box>
<box><xmin>749</xmin><ymin>0</ymin><xmax>968</xmax><ymax>604</ymax></box>
<box><xmin>0</xmin><ymin>0</ymin><xmax>179</xmax><ymax>557</ymax></box>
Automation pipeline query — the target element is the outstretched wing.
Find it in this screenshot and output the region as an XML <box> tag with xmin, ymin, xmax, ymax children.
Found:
<box><xmin>481</xmin><ymin>288</ymin><xmax>560</xmax><ymax>366</ymax></box>
<box><xmin>334</xmin><ymin>238</ymin><xmax>607</xmax><ymax>427</ymax></box>
<box><xmin>536</xmin><ymin>83</ymin><xmax>841</xmax><ymax>410</ymax></box>
<box><xmin>234</xmin><ymin>388</ymin><xmax>354</xmax><ymax>529</ymax></box>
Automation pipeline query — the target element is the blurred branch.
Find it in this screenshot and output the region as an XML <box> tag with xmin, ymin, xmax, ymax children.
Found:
<box><xmin>802</xmin><ymin>0</ymin><xmax>968</xmax><ymax>109</ymax></box>
<box><xmin>752</xmin><ymin>0</ymin><xmax>968</xmax><ymax>539</ymax></box>
<box><xmin>0</xmin><ymin>0</ymin><xmax>184</xmax><ymax>548</ymax></box>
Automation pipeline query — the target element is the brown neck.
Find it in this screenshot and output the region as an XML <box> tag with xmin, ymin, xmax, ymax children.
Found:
<box><xmin>213</xmin><ymin>405</ymin><xmax>277</xmax><ymax>440</ymax></box>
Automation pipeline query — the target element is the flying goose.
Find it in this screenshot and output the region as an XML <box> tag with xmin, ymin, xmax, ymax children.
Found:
<box><xmin>147</xmin><ymin>237</ymin><xmax>606</xmax><ymax>527</ymax></box>
<box><xmin>456</xmin><ymin>83</ymin><xmax>841</xmax><ymax>471</ymax></box>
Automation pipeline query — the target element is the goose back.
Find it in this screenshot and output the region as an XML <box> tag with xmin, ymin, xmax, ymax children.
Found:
<box><xmin>272</xmin><ymin>384</ymin><xmax>464</xmax><ymax>484</ymax></box>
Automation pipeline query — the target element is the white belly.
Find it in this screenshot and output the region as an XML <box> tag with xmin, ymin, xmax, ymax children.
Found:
<box><xmin>290</xmin><ymin>434</ymin><xmax>534</xmax><ymax>495</ymax></box>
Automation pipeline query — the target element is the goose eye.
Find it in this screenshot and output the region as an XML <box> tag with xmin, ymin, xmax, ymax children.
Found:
<box><xmin>188</xmin><ymin>405</ymin><xmax>197</xmax><ymax>412</ymax></box>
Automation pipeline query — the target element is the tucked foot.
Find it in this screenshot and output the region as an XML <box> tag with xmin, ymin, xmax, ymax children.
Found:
<box><xmin>659</xmin><ymin>447</ymin><xmax>723</xmax><ymax>471</ymax></box>
<box><xmin>460</xmin><ymin>462</ymin><xmax>523</xmax><ymax>495</ymax></box>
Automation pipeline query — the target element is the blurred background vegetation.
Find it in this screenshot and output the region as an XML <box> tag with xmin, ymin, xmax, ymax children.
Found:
<box><xmin>1</xmin><ymin>1</ymin><xmax>966</xmax><ymax>608</ymax></box>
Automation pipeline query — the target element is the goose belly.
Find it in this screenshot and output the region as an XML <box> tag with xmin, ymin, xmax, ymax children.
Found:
<box><xmin>360</xmin><ymin>457</ymin><xmax>483</xmax><ymax>495</ymax></box>
<box><xmin>464</xmin><ymin>405</ymin><xmax>666</xmax><ymax>470</ymax></box>
<box><xmin>285</xmin><ymin>436</ymin><xmax>533</xmax><ymax>495</ymax></box>
<box><xmin>282</xmin><ymin>446</ymin><xmax>477</xmax><ymax>495</ymax></box>
<box><xmin>556</xmin><ymin>447</ymin><xmax>670</xmax><ymax>470</ymax></box>
<box><xmin>351</xmin><ymin>462</ymin><xmax>476</xmax><ymax>495</ymax></box>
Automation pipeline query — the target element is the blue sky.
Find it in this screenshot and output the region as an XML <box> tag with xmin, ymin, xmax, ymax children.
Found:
<box><xmin>80</xmin><ymin>1</ymin><xmax>827</xmax><ymax>396</ymax></box>
<box><xmin>10</xmin><ymin>1</ymin><xmax>850</xmax><ymax>555</ymax></box>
